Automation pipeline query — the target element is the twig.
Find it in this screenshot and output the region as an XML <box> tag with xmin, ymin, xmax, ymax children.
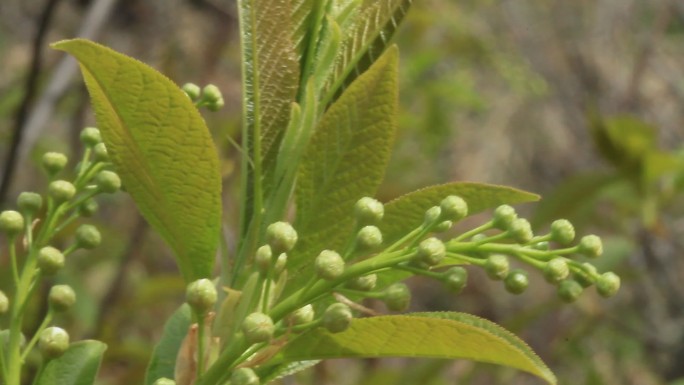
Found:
<box><xmin>0</xmin><ymin>0</ymin><xmax>62</xmax><ymax>206</ymax></box>
<box><xmin>0</xmin><ymin>0</ymin><xmax>119</xmax><ymax>206</ymax></box>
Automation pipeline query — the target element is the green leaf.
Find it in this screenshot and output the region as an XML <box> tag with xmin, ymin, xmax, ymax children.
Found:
<box><xmin>272</xmin><ymin>313</ymin><xmax>556</xmax><ymax>385</ymax></box>
<box><xmin>144</xmin><ymin>304</ymin><xmax>192</xmax><ymax>385</ymax></box>
<box><xmin>291</xmin><ymin>0</ymin><xmax>316</xmax><ymax>62</ymax></box>
<box><xmin>52</xmin><ymin>39</ymin><xmax>221</xmax><ymax>282</ymax></box>
<box><xmin>381</xmin><ymin>182</ymin><xmax>540</xmax><ymax>244</ymax></box>
<box><xmin>238</xmin><ymin>0</ymin><xmax>299</xmax><ymax>230</ymax></box>
<box><xmin>292</xmin><ymin>46</ymin><xmax>399</xmax><ymax>276</ymax></box>
<box><xmin>321</xmin><ymin>0</ymin><xmax>412</xmax><ymax>106</ymax></box>
<box><xmin>36</xmin><ymin>340</ymin><xmax>107</xmax><ymax>385</ymax></box>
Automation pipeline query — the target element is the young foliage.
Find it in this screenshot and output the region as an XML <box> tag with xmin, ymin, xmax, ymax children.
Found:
<box><xmin>272</xmin><ymin>313</ymin><xmax>555</xmax><ymax>385</ymax></box>
<box><xmin>5</xmin><ymin>2</ymin><xmax>622</xmax><ymax>385</ymax></box>
<box><xmin>292</xmin><ymin>46</ymin><xmax>398</xmax><ymax>276</ymax></box>
<box><xmin>52</xmin><ymin>39</ymin><xmax>222</xmax><ymax>282</ymax></box>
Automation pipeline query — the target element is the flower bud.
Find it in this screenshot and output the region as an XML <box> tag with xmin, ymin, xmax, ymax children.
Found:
<box><xmin>578</xmin><ymin>235</ymin><xmax>603</xmax><ymax>258</ymax></box>
<box><xmin>315</xmin><ymin>250</ymin><xmax>344</xmax><ymax>280</ymax></box>
<box><xmin>354</xmin><ymin>197</ymin><xmax>384</xmax><ymax>225</ymax></box>
<box><xmin>550</xmin><ymin>219</ymin><xmax>575</xmax><ymax>245</ymax></box>
<box><xmin>0</xmin><ymin>290</ymin><xmax>8</xmax><ymax>314</ymax></box>
<box><xmin>433</xmin><ymin>220</ymin><xmax>453</xmax><ymax>233</ymax></box>
<box><xmin>49</xmin><ymin>285</ymin><xmax>76</xmax><ymax>312</ymax></box>
<box><xmin>48</xmin><ymin>180</ymin><xmax>76</xmax><ymax>203</ymax></box>
<box><xmin>255</xmin><ymin>245</ymin><xmax>273</xmax><ymax>275</ymax></box>
<box><xmin>42</xmin><ymin>152</ymin><xmax>68</xmax><ymax>176</ymax></box>
<box><xmin>471</xmin><ymin>233</ymin><xmax>487</xmax><ymax>243</ymax></box>
<box><xmin>531</xmin><ymin>241</ymin><xmax>550</xmax><ymax>251</ymax></box>
<box><xmin>182</xmin><ymin>83</ymin><xmax>201</xmax><ymax>101</ymax></box>
<box><xmin>202</xmin><ymin>84</ymin><xmax>223</xmax><ymax>103</ymax></box>
<box><xmin>0</xmin><ymin>210</ymin><xmax>24</xmax><ymax>236</ymax></box>
<box><xmin>440</xmin><ymin>195</ymin><xmax>468</xmax><ymax>222</ymax></box>
<box><xmin>95</xmin><ymin>170</ymin><xmax>121</xmax><ymax>193</ymax></box>
<box><xmin>596</xmin><ymin>272</ymin><xmax>620</xmax><ymax>298</ymax></box>
<box><xmin>442</xmin><ymin>266</ymin><xmax>468</xmax><ymax>294</ymax></box>
<box><xmin>509</xmin><ymin>218</ymin><xmax>533</xmax><ymax>244</ymax></box>
<box><xmin>356</xmin><ymin>225</ymin><xmax>383</xmax><ymax>251</ymax></box>
<box><xmin>574</xmin><ymin>263</ymin><xmax>597</xmax><ymax>288</ymax></box>
<box><xmin>38</xmin><ymin>246</ymin><xmax>65</xmax><ymax>276</ymax></box>
<box><xmin>484</xmin><ymin>254</ymin><xmax>509</xmax><ymax>280</ymax></box>
<box><xmin>80</xmin><ymin>127</ymin><xmax>102</xmax><ymax>147</ymax></box>
<box><xmin>230</xmin><ymin>368</ymin><xmax>260</xmax><ymax>385</ymax></box>
<box><xmin>543</xmin><ymin>258</ymin><xmax>569</xmax><ymax>283</ymax></box>
<box><xmin>348</xmin><ymin>274</ymin><xmax>377</xmax><ymax>291</ymax></box>
<box><xmin>274</xmin><ymin>253</ymin><xmax>287</xmax><ymax>275</ymax></box>
<box><xmin>77</xmin><ymin>199</ymin><xmax>98</xmax><ymax>217</ymax></box>
<box><xmin>93</xmin><ymin>143</ymin><xmax>108</xmax><ymax>162</ymax></box>
<box><xmin>186</xmin><ymin>278</ymin><xmax>217</xmax><ymax>315</ymax></box>
<box><xmin>266</xmin><ymin>221</ymin><xmax>298</xmax><ymax>255</ymax></box>
<box><xmin>152</xmin><ymin>378</ymin><xmax>176</xmax><ymax>385</ymax></box>
<box><xmin>557</xmin><ymin>280</ymin><xmax>583</xmax><ymax>303</ymax></box>
<box><xmin>288</xmin><ymin>304</ymin><xmax>315</xmax><ymax>325</ymax></box>
<box><xmin>415</xmin><ymin>237</ymin><xmax>445</xmax><ymax>266</ymax></box>
<box><xmin>423</xmin><ymin>206</ymin><xmax>442</xmax><ymax>227</ymax></box>
<box><xmin>504</xmin><ymin>269</ymin><xmax>529</xmax><ymax>294</ymax></box>
<box><xmin>492</xmin><ymin>205</ymin><xmax>517</xmax><ymax>230</ymax></box>
<box><xmin>17</xmin><ymin>192</ymin><xmax>43</xmax><ymax>216</ymax></box>
<box><xmin>322</xmin><ymin>303</ymin><xmax>352</xmax><ymax>333</ymax></box>
<box><xmin>202</xmin><ymin>85</ymin><xmax>224</xmax><ymax>111</ymax></box>
<box><xmin>39</xmin><ymin>327</ymin><xmax>69</xmax><ymax>359</ymax></box>
<box><xmin>242</xmin><ymin>312</ymin><xmax>275</xmax><ymax>343</ymax></box>
<box><xmin>75</xmin><ymin>224</ymin><xmax>101</xmax><ymax>249</ymax></box>
<box><xmin>383</xmin><ymin>283</ymin><xmax>411</xmax><ymax>312</ymax></box>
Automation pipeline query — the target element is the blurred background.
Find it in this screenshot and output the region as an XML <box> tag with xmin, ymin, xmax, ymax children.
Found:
<box><xmin>1</xmin><ymin>0</ymin><xmax>684</xmax><ymax>384</ymax></box>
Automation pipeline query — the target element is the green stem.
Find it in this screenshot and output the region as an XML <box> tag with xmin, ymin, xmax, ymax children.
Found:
<box><xmin>9</xmin><ymin>235</ymin><xmax>19</xmax><ymax>285</ymax></box>
<box><xmin>395</xmin><ymin>263</ymin><xmax>443</xmax><ymax>279</ymax></box>
<box><xmin>6</xmin><ymin>250</ymin><xmax>39</xmax><ymax>385</ymax></box>
<box><xmin>62</xmin><ymin>188</ymin><xmax>99</xmax><ymax>214</ymax></box>
<box><xmin>445</xmin><ymin>252</ymin><xmax>485</xmax><ymax>266</ymax></box>
<box><xmin>513</xmin><ymin>252</ymin><xmax>545</xmax><ymax>269</ymax></box>
<box><xmin>334</xmin><ymin>288</ymin><xmax>384</xmax><ymax>299</ymax></box>
<box><xmin>384</xmin><ymin>226</ymin><xmax>424</xmax><ymax>253</ymax></box>
<box><xmin>0</xmin><ymin>332</ymin><xmax>9</xmax><ymax>385</ymax></box>
<box><xmin>196</xmin><ymin>313</ymin><xmax>206</xmax><ymax>379</ymax></box>
<box><xmin>75</xmin><ymin>148</ymin><xmax>92</xmax><ymax>181</ymax></box>
<box><xmin>453</xmin><ymin>221</ymin><xmax>494</xmax><ymax>242</ymax></box>
<box><xmin>21</xmin><ymin>309</ymin><xmax>54</xmax><ymax>361</ymax></box>
<box><xmin>526</xmin><ymin>234</ymin><xmax>551</xmax><ymax>246</ymax></box>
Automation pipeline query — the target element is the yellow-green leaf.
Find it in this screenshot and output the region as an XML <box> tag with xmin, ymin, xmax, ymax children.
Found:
<box><xmin>381</xmin><ymin>182</ymin><xmax>540</xmax><ymax>244</ymax></box>
<box><xmin>292</xmin><ymin>46</ymin><xmax>399</xmax><ymax>276</ymax></box>
<box><xmin>273</xmin><ymin>313</ymin><xmax>556</xmax><ymax>384</ymax></box>
<box><xmin>52</xmin><ymin>39</ymin><xmax>221</xmax><ymax>282</ymax></box>
<box><xmin>36</xmin><ymin>340</ymin><xmax>107</xmax><ymax>385</ymax></box>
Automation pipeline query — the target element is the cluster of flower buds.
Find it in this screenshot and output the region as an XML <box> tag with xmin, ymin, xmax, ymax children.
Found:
<box><xmin>274</xmin><ymin>196</ymin><xmax>619</xmax><ymax>343</ymax></box>
<box><xmin>201</xmin><ymin>195</ymin><xmax>620</xmax><ymax>385</ymax></box>
<box><xmin>182</xmin><ymin>83</ymin><xmax>225</xmax><ymax>111</ymax></box>
<box><xmin>442</xmin><ymin>204</ymin><xmax>620</xmax><ymax>302</ymax></box>
<box><xmin>0</xmin><ymin>127</ymin><xmax>122</xmax><ymax>367</ymax></box>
